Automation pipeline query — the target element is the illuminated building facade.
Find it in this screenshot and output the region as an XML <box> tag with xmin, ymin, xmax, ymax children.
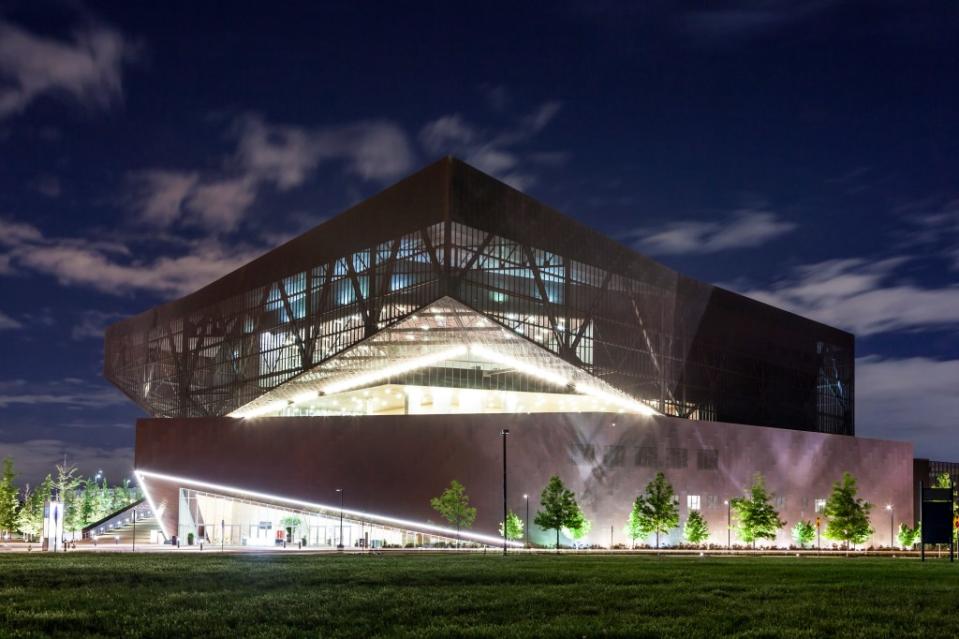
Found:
<box><xmin>106</xmin><ymin>158</ymin><xmax>912</xmax><ymax>548</ymax></box>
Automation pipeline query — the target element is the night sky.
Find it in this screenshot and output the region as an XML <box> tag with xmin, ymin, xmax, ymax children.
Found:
<box><xmin>1</xmin><ymin>1</ymin><xmax>957</xmax><ymax>485</ymax></box>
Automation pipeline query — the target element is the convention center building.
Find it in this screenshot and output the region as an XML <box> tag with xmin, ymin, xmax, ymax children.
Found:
<box><xmin>104</xmin><ymin>158</ymin><xmax>913</xmax><ymax>548</ymax></box>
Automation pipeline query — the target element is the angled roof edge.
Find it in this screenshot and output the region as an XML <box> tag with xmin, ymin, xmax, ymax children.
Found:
<box><xmin>107</xmin><ymin>156</ymin><xmax>852</xmax><ymax>341</ymax></box>
<box><xmin>109</xmin><ymin>157</ymin><xmax>454</xmax><ymax>332</ymax></box>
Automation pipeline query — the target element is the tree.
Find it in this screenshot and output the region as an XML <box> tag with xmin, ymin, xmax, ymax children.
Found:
<box><xmin>16</xmin><ymin>475</ymin><xmax>52</xmax><ymax>542</ymax></box>
<box><xmin>792</xmin><ymin>520</ymin><xmax>816</xmax><ymax>548</ymax></box>
<box><xmin>684</xmin><ymin>510</ymin><xmax>710</xmax><ymax>545</ymax></box>
<box><xmin>280</xmin><ymin>515</ymin><xmax>304</xmax><ymax>541</ymax></box>
<box><xmin>731</xmin><ymin>473</ymin><xmax>785</xmax><ymax>547</ymax></box>
<box><xmin>0</xmin><ymin>457</ymin><xmax>19</xmax><ymax>538</ymax></box>
<box><xmin>78</xmin><ymin>477</ymin><xmax>97</xmax><ymax>529</ymax></box>
<box><xmin>54</xmin><ymin>461</ymin><xmax>81</xmax><ymax>537</ymax></box>
<box><xmin>897</xmin><ymin>522</ymin><xmax>917</xmax><ymax>549</ymax></box>
<box><xmin>430</xmin><ymin>480</ymin><xmax>476</xmax><ymax>544</ymax></box>
<box><xmin>823</xmin><ymin>472</ymin><xmax>873</xmax><ymax>548</ymax></box>
<box><xmin>562</xmin><ymin>506</ymin><xmax>591</xmax><ymax>544</ymax></box>
<box><xmin>499</xmin><ymin>511</ymin><xmax>523</xmax><ymax>541</ymax></box>
<box><xmin>534</xmin><ymin>476</ymin><xmax>581</xmax><ymax>550</ymax></box>
<box><xmin>624</xmin><ymin>497</ymin><xmax>653</xmax><ymax>548</ymax></box>
<box><xmin>637</xmin><ymin>472</ymin><xmax>679</xmax><ymax>548</ymax></box>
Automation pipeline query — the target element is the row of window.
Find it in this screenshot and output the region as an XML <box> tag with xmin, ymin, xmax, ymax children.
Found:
<box><xmin>581</xmin><ymin>445</ymin><xmax>720</xmax><ymax>470</ymax></box>
<box><xmin>685</xmin><ymin>495</ymin><xmax>828</xmax><ymax>512</ymax></box>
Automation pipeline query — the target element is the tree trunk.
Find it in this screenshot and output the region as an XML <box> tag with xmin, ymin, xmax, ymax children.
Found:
<box><xmin>556</xmin><ymin>528</ymin><xmax>560</xmax><ymax>553</ymax></box>
<box><xmin>656</xmin><ymin>531</ymin><xmax>660</xmax><ymax>549</ymax></box>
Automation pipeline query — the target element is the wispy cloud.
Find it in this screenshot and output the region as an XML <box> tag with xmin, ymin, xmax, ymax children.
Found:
<box><xmin>0</xmin><ymin>217</ymin><xmax>266</xmax><ymax>297</ymax></box>
<box><xmin>419</xmin><ymin>100</ymin><xmax>566</xmax><ymax>190</ymax></box>
<box><xmin>856</xmin><ymin>356</ymin><xmax>959</xmax><ymax>459</ymax></box>
<box><xmin>0</xmin><ymin>310</ymin><xmax>22</xmax><ymax>331</ymax></box>
<box><xmin>739</xmin><ymin>257</ymin><xmax>959</xmax><ymax>335</ymax></box>
<box><xmin>29</xmin><ymin>174</ymin><xmax>62</xmax><ymax>198</ymax></box>
<box><xmin>0</xmin><ymin>378</ymin><xmax>126</xmax><ymax>409</ymax></box>
<box><xmin>127</xmin><ymin>114</ymin><xmax>414</xmax><ymax>231</ymax></box>
<box><xmin>681</xmin><ymin>1</ymin><xmax>838</xmax><ymax>40</ymax></box>
<box><xmin>71</xmin><ymin>310</ymin><xmax>127</xmax><ymax>340</ymax></box>
<box><xmin>0</xmin><ymin>20</ymin><xmax>136</xmax><ymax>119</ymax></box>
<box><xmin>625</xmin><ymin>209</ymin><xmax>796</xmax><ymax>255</ymax></box>
<box><xmin>898</xmin><ymin>196</ymin><xmax>959</xmax><ymax>270</ymax></box>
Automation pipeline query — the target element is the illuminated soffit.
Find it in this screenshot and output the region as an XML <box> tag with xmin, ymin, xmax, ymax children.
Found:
<box><xmin>230</xmin><ymin>297</ymin><xmax>658</xmax><ymax>418</ymax></box>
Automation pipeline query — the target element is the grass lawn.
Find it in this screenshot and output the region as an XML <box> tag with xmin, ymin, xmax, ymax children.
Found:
<box><xmin>2</xmin><ymin>553</ymin><xmax>959</xmax><ymax>638</ymax></box>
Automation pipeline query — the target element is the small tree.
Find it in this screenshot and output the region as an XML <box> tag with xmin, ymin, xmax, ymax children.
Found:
<box><xmin>79</xmin><ymin>478</ymin><xmax>97</xmax><ymax>529</ymax></box>
<box><xmin>823</xmin><ymin>472</ymin><xmax>873</xmax><ymax>549</ymax></box>
<box><xmin>499</xmin><ymin>511</ymin><xmax>523</xmax><ymax>541</ymax></box>
<box><xmin>0</xmin><ymin>457</ymin><xmax>19</xmax><ymax>538</ymax></box>
<box><xmin>897</xmin><ymin>522</ymin><xmax>917</xmax><ymax>549</ymax></box>
<box><xmin>430</xmin><ymin>480</ymin><xmax>476</xmax><ymax>544</ymax></box>
<box><xmin>731</xmin><ymin>473</ymin><xmax>785</xmax><ymax>547</ymax></box>
<box><xmin>534</xmin><ymin>476</ymin><xmax>581</xmax><ymax>550</ymax></box>
<box><xmin>639</xmin><ymin>472</ymin><xmax>679</xmax><ymax>548</ymax></box>
<box><xmin>17</xmin><ymin>475</ymin><xmax>51</xmax><ymax>542</ymax></box>
<box><xmin>624</xmin><ymin>497</ymin><xmax>653</xmax><ymax>548</ymax></box>
<box><xmin>683</xmin><ymin>511</ymin><xmax>710</xmax><ymax>545</ymax></box>
<box><xmin>562</xmin><ymin>506</ymin><xmax>591</xmax><ymax>544</ymax></box>
<box><xmin>792</xmin><ymin>520</ymin><xmax>816</xmax><ymax>548</ymax></box>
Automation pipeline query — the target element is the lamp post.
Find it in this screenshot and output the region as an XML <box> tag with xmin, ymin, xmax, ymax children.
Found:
<box><xmin>131</xmin><ymin>507</ymin><xmax>136</xmax><ymax>553</ymax></box>
<box><xmin>724</xmin><ymin>499</ymin><xmax>730</xmax><ymax>550</ymax></box>
<box><xmin>336</xmin><ymin>488</ymin><xmax>344</xmax><ymax>550</ymax></box>
<box><xmin>501</xmin><ymin>429</ymin><xmax>509</xmax><ymax>556</ymax></box>
<box><xmin>886</xmin><ymin>504</ymin><xmax>893</xmax><ymax>549</ymax></box>
<box><xmin>523</xmin><ymin>494</ymin><xmax>529</xmax><ymax>549</ymax></box>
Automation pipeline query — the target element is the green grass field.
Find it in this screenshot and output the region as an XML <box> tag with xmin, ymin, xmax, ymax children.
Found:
<box><xmin>2</xmin><ymin>553</ymin><xmax>959</xmax><ymax>638</ymax></box>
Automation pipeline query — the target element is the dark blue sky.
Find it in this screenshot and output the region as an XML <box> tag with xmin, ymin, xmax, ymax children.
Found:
<box><xmin>1</xmin><ymin>0</ymin><xmax>957</xmax><ymax>484</ymax></box>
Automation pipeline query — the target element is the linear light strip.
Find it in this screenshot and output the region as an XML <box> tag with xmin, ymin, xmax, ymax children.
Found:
<box><xmin>136</xmin><ymin>469</ymin><xmax>522</xmax><ymax>547</ymax></box>
<box><xmin>135</xmin><ymin>471</ymin><xmax>170</xmax><ymax>540</ymax></box>
<box><xmin>321</xmin><ymin>345</ymin><xmax>468</xmax><ymax>395</ymax></box>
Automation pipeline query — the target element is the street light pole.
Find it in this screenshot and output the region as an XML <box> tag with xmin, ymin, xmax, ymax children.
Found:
<box><xmin>724</xmin><ymin>500</ymin><xmax>730</xmax><ymax>550</ymax></box>
<box><xmin>132</xmin><ymin>507</ymin><xmax>136</xmax><ymax>553</ymax></box>
<box><xmin>501</xmin><ymin>429</ymin><xmax>509</xmax><ymax>556</ymax></box>
<box><xmin>524</xmin><ymin>494</ymin><xmax>529</xmax><ymax>549</ymax></box>
<box><xmin>336</xmin><ymin>488</ymin><xmax>344</xmax><ymax>550</ymax></box>
<box><xmin>886</xmin><ymin>504</ymin><xmax>893</xmax><ymax>548</ymax></box>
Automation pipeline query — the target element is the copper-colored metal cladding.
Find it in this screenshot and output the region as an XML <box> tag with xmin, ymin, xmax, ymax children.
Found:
<box><xmin>136</xmin><ymin>412</ymin><xmax>912</xmax><ymax>547</ymax></box>
<box><xmin>105</xmin><ymin>158</ymin><xmax>854</xmax><ymax>435</ymax></box>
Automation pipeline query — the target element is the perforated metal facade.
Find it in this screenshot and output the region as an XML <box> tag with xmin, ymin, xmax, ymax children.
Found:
<box><xmin>105</xmin><ymin>158</ymin><xmax>854</xmax><ymax>434</ymax></box>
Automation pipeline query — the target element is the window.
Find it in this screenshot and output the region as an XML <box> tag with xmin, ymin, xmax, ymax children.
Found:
<box><xmin>704</xmin><ymin>495</ymin><xmax>720</xmax><ymax>509</ymax></box>
<box><xmin>815</xmin><ymin>498</ymin><xmax>826</xmax><ymax>513</ymax></box>
<box><xmin>635</xmin><ymin>446</ymin><xmax>657</xmax><ymax>467</ymax></box>
<box><xmin>667</xmin><ymin>448</ymin><xmax>688</xmax><ymax>468</ymax></box>
<box><xmin>604</xmin><ymin>445</ymin><xmax>625</xmax><ymax>467</ymax></box>
<box><xmin>687</xmin><ymin>494</ymin><xmax>701</xmax><ymax>511</ymax></box>
<box><xmin>697</xmin><ymin>449</ymin><xmax>718</xmax><ymax>470</ymax></box>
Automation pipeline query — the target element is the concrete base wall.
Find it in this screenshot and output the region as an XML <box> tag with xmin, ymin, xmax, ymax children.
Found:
<box><xmin>135</xmin><ymin>412</ymin><xmax>913</xmax><ymax>548</ymax></box>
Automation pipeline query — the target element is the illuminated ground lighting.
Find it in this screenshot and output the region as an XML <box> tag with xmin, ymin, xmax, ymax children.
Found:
<box><xmin>234</xmin><ymin>342</ymin><xmax>658</xmax><ymax>419</ymax></box>
<box><xmin>135</xmin><ymin>469</ymin><xmax>522</xmax><ymax>548</ymax></box>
